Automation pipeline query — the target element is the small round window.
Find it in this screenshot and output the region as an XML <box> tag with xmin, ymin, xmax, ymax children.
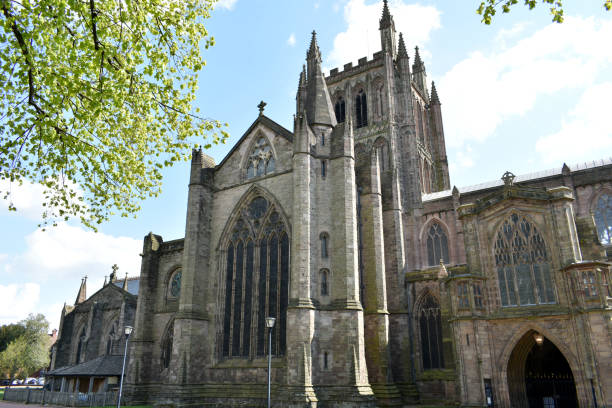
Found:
<box><xmin>169</xmin><ymin>269</ymin><xmax>182</xmax><ymax>298</ymax></box>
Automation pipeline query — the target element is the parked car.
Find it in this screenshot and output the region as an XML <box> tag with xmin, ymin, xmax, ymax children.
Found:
<box><xmin>0</xmin><ymin>379</ymin><xmax>10</xmax><ymax>386</ymax></box>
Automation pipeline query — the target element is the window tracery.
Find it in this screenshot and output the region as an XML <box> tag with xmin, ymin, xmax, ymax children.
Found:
<box><xmin>222</xmin><ymin>196</ymin><xmax>289</xmax><ymax>359</ymax></box>
<box><xmin>355</xmin><ymin>89</ymin><xmax>368</xmax><ymax>128</ymax></box>
<box><xmin>494</xmin><ymin>214</ymin><xmax>556</xmax><ymax>307</ymax></box>
<box><xmin>426</xmin><ymin>223</ymin><xmax>449</xmax><ymax>266</ymax></box>
<box><xmin>594</xmin><ymin>193</ymin><xmax>612</xmax><ymax>245</ymax></box>
<box><xmin>334</xmin><ymin>97</ymin><xmax>346</xmax><ymax>123</ymax></box>
<box><xmin>168</xmin><ymin>268</ymin><xmax>182</xmax><ymax>299</ymax></box>
<box><xmin>105</xmin><ymin>320</ymin><xmax>117</xmax><ymax>355</ymax></box>
<box><xmin>246</xmin><ymin>137</ymin><xmax>275</xmax><ymax>179</ymax></box>
<box><xmin>418</xmin><ymin>294</ymin><xmax>444</xmax><ymax>370</ymax></box>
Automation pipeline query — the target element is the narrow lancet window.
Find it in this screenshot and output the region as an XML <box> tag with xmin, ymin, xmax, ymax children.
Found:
<box><xmin>355</xmin><ymin>89</ymin><xmax>368</xmax><ymax>128</ymax></box>
<box><xmin>334</xmin><ymin>97</ymin><xmax>346</xmax><ymax>123</ymax></box>
<box><xmin>426</xmin><ymin>223</ymin><xmax>449</xmax><ymax>266</ymax></box>
<box><xmin>594</xmin><ymin>193</ymin><xmax>612</xmax><ymax>245</ymax></box>
<box><xmin>419</xmin><ymin>294</ymin><xmax>444</xmax><ymax>370</ymax></box>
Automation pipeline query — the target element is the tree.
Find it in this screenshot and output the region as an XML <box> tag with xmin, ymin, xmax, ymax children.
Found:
<box><xmin>477</xmin><ymin>0</ymin><xmax>612</xmax><ymax>24</ymax></box>
<box><xmin>0</xmin><ymin>324</ymin><xmax>26</xmax><ymax>353</ymax></box>
<box><xmin>0</xmin><ymin>0</ymin><xmax>228</xmax><ymax>229</ymax></box>
<box><xmin>0</xmin><ymin>314</ymin><xmax>50</xmax><ymax>380</ymax></box>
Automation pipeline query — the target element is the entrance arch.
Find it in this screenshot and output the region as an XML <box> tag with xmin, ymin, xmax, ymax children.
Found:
<box><xmin>507</xmin><ymin>330</ymin><xmax>578</xmax><ymax>408</ymax></box>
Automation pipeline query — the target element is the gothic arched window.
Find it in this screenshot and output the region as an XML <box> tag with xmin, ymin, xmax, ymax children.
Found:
<box><xmin>594</xmin><ymin>193</ymin><xmax>612</xmax><ymax>245</ymax></box>
<box><xmin>76</xmin><ymin>326</ymin><xmax>87</xmax><ymax>363</ymax></box>
<box><xmin>246</xmin><ymin>137</ymin><xmax>275</xmax><ymax>179</ymax></box>
<box><xmin>334</xmin><ymin>97</ymin><xmax>346</xmax><ymax>123</ymax></box>
<box><xmin>222</xmin><ymin>196</ymin><xmax>289</xmax><ymax>359</ymax></box>
<box><xmin>494</xmin><ymin>214</ymin><xmax>556</xmax><ymax>306</ymax></box>
<box><xmin>320</xmin><ymin>269</ymin><xmax>329</xmax><ymax>296</ymax></box>
<box><xmin>105</xmin><ymin>321</ymin><xmax>117</xmax><ymax>355</ymax></box>
<box><xmin>426</xmin><ymin>223</ymin><xmax>449</xmax><ymax>266</ymax></box>
<box><xmin>320</xmin><ymin>232</ymin><xmax>329</xmax><ymax>259</ymax></box>
<box><xmin>161</xmin><ymin>320</ymin><xmax>174</xmax><ymax>369</ymax></box>
<box><xmin>168</xmin><ymin>268</ymin><xmax>182</xmax><ymax>299</ymax></box>
<box><xmin>355</xmin><ymin>89</ymin><xmax>368</xmax><ymax>128</ymax></box>
<box><xmin>418</xmin><ymin>294</ymin><xmax>444</xmax><ymax>370</ymax></box>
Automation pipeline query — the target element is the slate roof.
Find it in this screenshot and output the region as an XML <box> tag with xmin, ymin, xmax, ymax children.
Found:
<box><xmin>47</xmin><ymin>355</ymin><xmax>124</xmax><ymax>377</ymax></box>
<box><xmin>113</xmin><ymin>277</ymin><xmax>140</xmax><ymax>296</ymax></box>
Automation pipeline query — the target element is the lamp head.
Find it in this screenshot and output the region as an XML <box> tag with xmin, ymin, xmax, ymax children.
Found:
<box><xmin>533</xmin><ymin>332</ymin><xmax>544</xmax><ymax>346</ymax></box>
<box><xmin>265</xmin><ymin>317</ymin><xmax>276</xmax><ymax>328</ymax></box>
<box><xmin>124</xmin><ymin>326</ymin><xmax>133</xmax><ymax>336</ymax></box>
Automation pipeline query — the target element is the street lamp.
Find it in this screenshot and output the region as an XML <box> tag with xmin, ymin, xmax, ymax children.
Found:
<box><xmin>266</xmin><ymin>317</ymin><xmax>276</xmax><ymax>408</ymax></box>
<box><xmin>117</xmin><ymin>326</ymin><xmax>133</xmax><ymax>408</ymax></box>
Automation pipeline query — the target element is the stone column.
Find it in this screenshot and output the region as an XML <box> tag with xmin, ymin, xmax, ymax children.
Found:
<box><xmin>360</xmin><ymin>151</ymin><xmax>401</xmax><ymax>405</ymax></box>
<box><xmin>283</xmin><ymin>112</ymin><xmax>317</xmax><ymax>407</ymax></box>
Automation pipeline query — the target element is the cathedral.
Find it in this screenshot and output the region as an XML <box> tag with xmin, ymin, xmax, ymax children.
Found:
<box><xmin>46</xmin><ymin>2</ymin><xmax>612</xmax><ymax>407</ymax></box>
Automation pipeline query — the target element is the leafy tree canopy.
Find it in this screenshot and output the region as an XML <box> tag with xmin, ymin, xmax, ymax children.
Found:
<box><xmin>1</xmin><ymin>0</ymin><xmax>228</xmax><ymax>229</ymax></box>
<box><xmin>0</xmin><ymin>324</ymin><xmax>26</xmax><ymax>353</ymax></box>
<box><xmin>0</xmin><ymin>314</ymin><xmax>50</xmax><ymax>379</ymax></box>
<box><xmin>477</xmin><ymin>0</ymin><xmax>612</xmax><ymax>24</ymax></box>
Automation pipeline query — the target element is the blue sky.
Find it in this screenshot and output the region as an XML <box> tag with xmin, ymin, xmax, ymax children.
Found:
<box><xmin>1</xmin><ymin>0</ymin><xmax>611</xmax><ymax>331</ymax></box>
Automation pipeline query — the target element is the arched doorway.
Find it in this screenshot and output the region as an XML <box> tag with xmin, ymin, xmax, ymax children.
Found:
<box><xmin>507</xmin><ymin>331</ymin><xmax>578</xmax><ymax>408</ymax></box>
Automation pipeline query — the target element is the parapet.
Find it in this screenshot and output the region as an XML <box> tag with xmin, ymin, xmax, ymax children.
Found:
<box><xmin>326</xmin><ymin>51</ymin><xmax>385</xmax><ymax>84</ymax></box>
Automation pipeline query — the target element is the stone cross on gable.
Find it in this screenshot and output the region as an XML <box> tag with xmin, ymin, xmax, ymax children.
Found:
<box><xmin>258</xmin><ymin>100</ymin><xmax>267</xmax><ymax>116</ymax></box>
<box><xmin>110</xmin><ymin>264</ymin><xmax>119</xmax><ymax>282</ymax></box>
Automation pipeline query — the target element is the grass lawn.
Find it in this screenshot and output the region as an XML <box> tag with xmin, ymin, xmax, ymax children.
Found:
<box><xmin>0</xmin><ymin>389</ymin><xmax>4</xmax><ymax>399</ymax></box>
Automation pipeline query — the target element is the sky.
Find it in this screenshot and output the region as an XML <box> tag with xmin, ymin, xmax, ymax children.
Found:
<box><xmin>1</xmin><ymin>0</ymin><xmax>611</xmax><ymax>332</ymax></box>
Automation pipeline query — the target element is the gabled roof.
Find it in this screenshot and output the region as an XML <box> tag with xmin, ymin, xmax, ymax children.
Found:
<box><xmin>73</xmin><ymin>281</ymin><xmax>137</xmax><ymax>311</ymax></box>
<box><xmin>112</xmin><ymin>277</ymin><xmax>140</xmax><ymax>296</ymax></box>
<box><xmin>47</xmin><ymin>355</ymin><xmax>124</xmax><ymax>377</ymax></box>
<box><xmin>216</xmin><ymin>114</ymin><xmax>293</xmax><ymax>169</ymax></box>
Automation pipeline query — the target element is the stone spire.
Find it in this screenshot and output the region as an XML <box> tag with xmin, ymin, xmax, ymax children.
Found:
<box><xmin>122</xmin><ymin>272</ymin><xmax>129</xmax><ymax>291</ymax></box>
<box><xmin>305</xmin><ymin>31</ymin><xmax>336</xmax><ymax>128</ymax></box>
<box><xmin>430</xmin><ymin>81</ymin><xmax>440</xmax><ymax>104</ymax></box>
<box><xmin>379</xmin><ymin>0</ymin><xmax>396</xmax><ymax>56</ymax></box>
<box><xmin>75</xmin><ymin>276</ymin><xmax>87</xmax><ymax>305</ymax></box>
<box><xmin>379</xmin><ymin>0</ymin><xmax>393</xmax><ymax>29</ymax></box>
<box><xmin>296</xmin><ymin>65</ymin><xmax>307</xmax><ymax>113</ymax></box>
<box><xmin>413</xmin><ymin>46</ymin><xmax>425</xmax><ymax>71</ymax></box>
<box><xmin>397</xmin><ymin>32</ymin><xmax>408</xmax><ymax>59</ymax></box>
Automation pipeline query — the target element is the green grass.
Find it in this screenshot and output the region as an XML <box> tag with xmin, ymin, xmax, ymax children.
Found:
<box><xmin>0</xmin><ymin>389</ymin><xmax>4</xmax><ymax>399</ymax></box>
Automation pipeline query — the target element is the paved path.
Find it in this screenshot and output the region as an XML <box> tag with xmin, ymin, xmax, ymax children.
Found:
<box><xmin>0</xmin><ymin>402</ymin><xmax>49</xmax><ymax>408</ymax></box>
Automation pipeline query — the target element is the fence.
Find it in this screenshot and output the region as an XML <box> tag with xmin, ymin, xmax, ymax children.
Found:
<box><xmin>3</xmin><ymin>387</ymin><xmax>119</xmax><ymax>407</ymax></box>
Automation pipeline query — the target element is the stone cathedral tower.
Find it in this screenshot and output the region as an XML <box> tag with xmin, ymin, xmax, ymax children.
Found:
<box><xmin>121</xmin><ymin>2</ymin><xmax>612</xmax><ymax>407</ymax></box>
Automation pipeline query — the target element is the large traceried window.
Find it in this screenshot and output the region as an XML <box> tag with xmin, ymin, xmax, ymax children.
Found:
<box><xmin>494</xmin><ymin>214</ymin><xmax>556</xmax><ymax>307</ymax></box>
<box><xmin>426</xmin><ymin>223</ymin><xmax>449</xmax><ymax>266</ymax></box>
<box><xmin>594</xmin><ymin>193</ymin><xmax>612</xmax><ymax>245</ymax></box>
<box><xmin>246</xmin><ymin>137</ymin><xmax>275</xmax><ymax>179</ymax></box>
<box><xmin>418</xmin><ymin>294</ymin><xmax>444</xmax><ymax>370</ymax></box>
<box><xmin>222</xmin><ymin>196</ymin><xmax>289</xmax><ymax>359</ymax></box>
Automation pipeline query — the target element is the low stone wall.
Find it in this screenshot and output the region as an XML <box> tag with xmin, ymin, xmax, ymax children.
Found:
<box><xmin>3</xmin><ymin>388</ymin><xmax>118</xmax><ymax>407</ymax></box>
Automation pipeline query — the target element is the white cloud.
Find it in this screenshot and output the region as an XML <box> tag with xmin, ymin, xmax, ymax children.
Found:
<box><xmin>3</xmin><ymin>222</ymin><xmax>141</xmax><ymax>281</ymax></box>
<box><xmin>287</xmin><ymin>33</ymin><xmax>296</xmax><ymax>47</ymax></box>
<box><xmin>494</xmin><ymin>22</ymin><xmax>529</xmax><ymax>49</ymax></box>
<box><xmin>326</xmin><ymin>0</ymin><xmax>441</xmax><ymax>71</ymax></box>
<box><xmin>456</xmin><ymin>146</ymin><xmax>475</xmax><ymax>168</ymax></box>
<box><xmin>0</xmin><ymin>283</ymin><xmax>41</xmax><ymax>325</ymax></box>
<box><xmin>535</xmin><ymin>82</ymin><xmax>612</xmax><ymax>164</ymax></box>
<box><xmin>440</xmin><ymin>16</ymin><xmax>612</xmax><ymax>149</ymax></box>
<box><xmin>215</xmin><ymin>0</ymin><xmax>237</xmax><ymax>10</ymax></box>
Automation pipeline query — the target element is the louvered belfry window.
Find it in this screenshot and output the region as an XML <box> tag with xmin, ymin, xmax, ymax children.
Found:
<box><xmin>355</xmin><ymin>90</ymin><xmax>368</xmax><ymax>128</ymax></box>
<box><xmin>222</xmin><ymin>196</ymin><xmax>289</xmax><ymax>358</ymax></box>
<box><xmin>419</xmin><ymin>294</ymin><xmax>444</xmax><ymax>370</ymax></box>
<box><xmin>494</xmin><ymin>214</ymin><xmax>556</xmax><ymax>307</ymax></box>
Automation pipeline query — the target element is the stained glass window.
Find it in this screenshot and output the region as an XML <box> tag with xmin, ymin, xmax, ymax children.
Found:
<box><xmin>246</xmin><ymin>137</ymin><xmax>276</xmax><ymax>179</ymax></box>
<box><xmin>594</xmin><ymin>194</ymin><xmax>612</xmax><ymax>245</ymax></box>
<box><xmin>223</xmin><ymin>196</ymin><xmax>289</xmax><ymax>359</ymax></box>
<box><xmin>582</xmin><ymin>271</ymin><xmax>598</xmax><ymax>298</ymax></box>
<box><xmin>169</xmin><ymin>269</ymin><xmax>181</xmax><ymax>298</ymax></box>
<box><xmin>426</xmin><ymin>223</ymin><xmax>449</xmax><ymax>266</ymax></box>
<box><xmin>355</xmin><ymin>90</ymin><xmax>368</xmax><ymax>128</ymax></box>
<box><xmin>494</xmin><ymin>214</ymin><xmax>556</xmax><ymax>307</ymax></box>
<box><xmin>419</xmin><ymin>294</ymin><xmax>444</xmax><ymax>370</ymax></box>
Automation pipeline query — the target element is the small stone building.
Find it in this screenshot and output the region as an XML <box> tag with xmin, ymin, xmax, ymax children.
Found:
<box><xmin>47</xmin><ymin>275</ymin><xmax>138</xmax><ymax>393</ymax></box>
<box><xmin>121</xmin><ymin>2</ymin><xmax>611</xmax><ymax>407</ymax></box>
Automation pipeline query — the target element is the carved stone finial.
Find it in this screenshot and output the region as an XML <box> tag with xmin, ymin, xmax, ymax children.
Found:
<box><xmin>257</xmin><ymin>100</ymin><xmax>267</xmax><ymax>116</ymax></box>
<box><xmin>110</xmin><ymin>264</ymin><xmax>118</xmax><ymax>282</ymax></box>
<box><xmin>501</xmin><ymin>171</ymin><xmax>516</xmax><ymax>186</ymax></box>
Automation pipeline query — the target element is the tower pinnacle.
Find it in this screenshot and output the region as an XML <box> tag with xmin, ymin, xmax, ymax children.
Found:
<box><xmin>430</xmin><ymin>81</ymin><xmax>440</xmax><ymax>104</ymax></box>
<box><xmin>75</xmin><ymin>276</ymin><xmax>87</xmax><ymax>305</ymax></box>
<box><xmin>307</xmin><ymin>30</ymin><xmax>321</xmax><ymax>62</ymax></box>
<box><xmin>379</xmin><ymin>0</ymin><xmax>393</xmax><ymax>29</ymax></box>
<box><xmin>398</xmin><ymin>33</ymin><xmax>408</xmax><ymax>58</ymax></box>
<box><xmin>304</xmin><ymin>32</ymin><xmax>336</xmax><ymax>128</ymax></box>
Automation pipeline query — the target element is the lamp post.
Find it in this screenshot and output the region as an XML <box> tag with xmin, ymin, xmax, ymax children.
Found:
<box><xmin>265</xmin><ymin>317</ymin><xmax>276</xmax><ymax>408</ymax></box>
<box><xmin>117</xmin><ymin>325</ymin><xmax>133</xmax><ymax>408</ymax></box>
